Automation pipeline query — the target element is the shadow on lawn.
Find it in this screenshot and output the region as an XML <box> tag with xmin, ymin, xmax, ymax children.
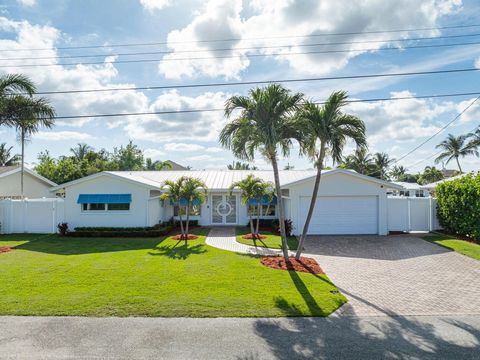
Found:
<box><xmin>149</xmin><ymin>240</ymin><xmax>207</xmax><ymax>260</ymax></box>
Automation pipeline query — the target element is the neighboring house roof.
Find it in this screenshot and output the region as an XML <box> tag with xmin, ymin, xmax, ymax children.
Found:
<box><xmin>392</xmin><ymin>181</ymin><xmax>423</xmax><ymax>190</ymax></box>
<box><xmin>165</xmin><ymin>160</ymin><xmax>188</xmax><ymax>170</ymax></box>
<box><xmin>51</xmin><ymin>168</ymin><xmax>403</xmax><ymax>191</ymax></box>
<box><xmin>420</xmin><ymin>172</ymin><xmax>475</xmax><ymax>190</ymax></box>
<box><xmin>0</xmin><ymin>165</ymin><xmax>57</xmax><ymax>186</ymax></box>
<box><xmin>441</xmin><ymin>169</ymin><xmax>457</xmax><ymax>178</ymax></box>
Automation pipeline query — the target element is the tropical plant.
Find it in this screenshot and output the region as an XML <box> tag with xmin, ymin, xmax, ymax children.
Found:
<box><xmin>341</xmin><ymin>148</ymin><xmax>373</xmax><ymax>175</ymax></box>
<box><xmin>220</xmin><ymin>84</ymin><xmax>304</xmax><ymax>261</ymax></box>
<box><xmin>373</xmin><ymin>152</ymin><xmax>395</xmax><ymax>180</ymax></box>
<box><xmin>112</xmin><ymin>140</ymin><xmax>144</xmax><ymax>171</ymax></box>
<box><xmin>145</xmin><ymin>158</ymin><xmax>172</xmax><ymax>170</ymax></box>
<box><xmin>417</xmin><ymin>166</ymin><xmax>444</xmax><ymax>185</ymax></box>
<box><xmin>227</xmin><ymin>161</ymin><xmax>258</xmax><ymax>170</ymax></box>
<box><xmin>160</xmin><ymin>176</ymin><xmax>207</xmax><ymax>240</ymax></box>
<box><xmin>0</xmin><ymin>143</ymin><xmax>20</xmax><ymax>166</ymax></box>
<box><xmin>0</xmin><ymin>74</ymin><xmax>36</xmax><ymax>127</ymax></box>
<box><xmin>389</xmin><ymin>165</ymin><xmax>407</xmax><ymax>181</ymax></box>
<box><xmin>435</xmin><ymin>134</ymin><xmax>478</xmax><ymax>173</ymax></box>
<box><xmin>293</xmin><ymin>92</ymin><xmax>367</xmax><ymax>260</ymax></box>
<box><xmin>70</xmin><ymin>143</ymin><xmax>93</xmax><ymax>161</ymax></box>
<box><xmin>467</xmin><ymin>125</ymin><xmax>480</xmax><ymax>149</ymax></box>
<box><xmin>229</xmin><ymin>175</ymin><xmax>273</xmax><ymax>238</ymax></box>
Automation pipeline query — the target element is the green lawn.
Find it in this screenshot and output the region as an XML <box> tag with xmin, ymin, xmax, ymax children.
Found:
<box><xmin>0</xmin><ymin>228</ymin><xmax>345</xmax><ymax>317</ymax></box>
<box><xmin>422</xmin><ymin>233</ymin><xmax>480</xmax><ymax>261</ymax></box>
<box><xmin>235</xmin><ymin>227</ymin><xmax>299</xmax><ymax>250</ymax></box>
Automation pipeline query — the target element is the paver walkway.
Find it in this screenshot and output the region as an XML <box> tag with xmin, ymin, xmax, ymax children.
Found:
<box><xmin>206</xmin><ymin>227</ymin><xmax>480</xmax><ymax>317</ymax></box>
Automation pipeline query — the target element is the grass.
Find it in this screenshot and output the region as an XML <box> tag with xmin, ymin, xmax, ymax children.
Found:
<box><xmin>235</xmin><ymin>226</ymin><xmax>299</xmax><ymax>250</ymax></box>
<box><xmin>422</xmin><ymin>233</ymin><xmax>480</xmax><ymax>261</ymax></box>
<box><xmin>0</xmin><ymin>228</ymin><xmax>345</xmax><ymax>317</ymax></box>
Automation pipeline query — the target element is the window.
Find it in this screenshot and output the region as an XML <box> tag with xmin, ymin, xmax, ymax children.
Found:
<box><xmin>415</xmin><ymin>190</ymin><xmax>425</xmax><ymax>198</ymax></box>
<box><xmin>248</xmin><ymin>204</ymin><xmax>276</xmax><ymax>217</ymax></box>
<box><xmin>82</xmin><ymin>203</ymin><xmax>105</xmax><ymax>211</ymax></box>
<box><xmin>174</xmin><ymin>205</ymin><xmax>201</xmax><ymax>216</ymax></box>
<box><xmin>399</xmin><ymin>190</ymin><xmax>410</xmax><ymax>197</ymax></box>
<box><xmin>248</xmin><ymin>205</ymin><xmax>260</xmax><ymax>216</ymax></box>
<box><xmin>81</xmin><ymin>203</ymin><xmax>130</xmax><ymax>211</ymax></box>
<box><xmin>108</xmin><ymin>203</ymin><xmax>130</xmax><ymax>211</ymax></box>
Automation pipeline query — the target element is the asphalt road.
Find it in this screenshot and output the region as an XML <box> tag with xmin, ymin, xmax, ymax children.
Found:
<box><xmin>1</xmin><ymin>315</ymin><xmax>479</xmax><ymax>359</ymax></box>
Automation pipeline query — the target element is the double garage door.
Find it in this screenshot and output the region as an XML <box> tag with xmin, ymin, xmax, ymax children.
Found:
<box><xmin>299</xmin><ymin>196</ymin><xmax>378</xmax><ymax>235</ymax></box>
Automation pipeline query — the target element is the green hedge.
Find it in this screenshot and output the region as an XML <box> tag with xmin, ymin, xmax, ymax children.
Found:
<box><xmin>436</xmin><ymin>173</ymin><xmax>480</xmax><ymax>241</ymax></box>
<box><xmin>69</xmin><ymin>224</ymin><xmax>173</xmax><ymax>238</ymax></box>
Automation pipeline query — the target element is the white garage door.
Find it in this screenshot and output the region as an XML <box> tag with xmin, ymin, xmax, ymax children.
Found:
<box><xmin>299</xmin><ymin>196</ymin><xmax>378</xmax><ymax>235</ymax></box>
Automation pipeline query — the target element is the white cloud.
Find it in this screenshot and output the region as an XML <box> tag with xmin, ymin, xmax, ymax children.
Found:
<box><xmin>455</xmin><ymin>98</ymin><xmax>480</xmax><ymax>124</ymax></box>
<box><xmin>159</xmin><ymin>0</ymin><xmax>461</xmax><ymax>79</ymax></box>
<box><xmin>144</xmin><ymin>148</ymin><xmax>166</xmax><ymax>159</ymax></box>
<box><xmin>205</xmin><ymin>146</ymin><xmax>224</xmax><ymax>153</ymax></box>
<box><xmin>139</xmin><ymin>0</ymin><xmax>171</xmax><ymax>11</ymax></box>
<box><xmin>16</xmin><ymin>0</ymin><xmax>36</xmax><ymax>7</ymax></box>
<box><xmin>34</xmin><ymin>131</ymin><xmax>93</xmax><ymax>141</ymax></box>
<box><xmin>164</xmin><ymin>143</ymin><xmax>205</xmax><ymax>152</ymax></box>
<box><xmin>185</xmin><ymin>154</ymin><xmax>217</xmax><ymax>162</ymax></box>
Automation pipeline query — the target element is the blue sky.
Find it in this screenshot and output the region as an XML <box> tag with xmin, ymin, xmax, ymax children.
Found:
<box><xmin>0</xmin><ymin>0</ymin><xmax>479</xmax><ymax>172</ymax></box>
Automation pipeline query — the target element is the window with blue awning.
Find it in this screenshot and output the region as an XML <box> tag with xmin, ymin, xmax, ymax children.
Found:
<box><xmin>77</xmin><ymin>194</ymin><xmax>132</xmax><ymax>204</ymax></box>
<box><xmin>170</xmin><ymin>198</ymin><xmax>202</xmax><ymax>206</ymax></box>
<box><xmin>247</xmin><ymin>195</ymin><xmax>277</xmax><ymax>206</ymax></box>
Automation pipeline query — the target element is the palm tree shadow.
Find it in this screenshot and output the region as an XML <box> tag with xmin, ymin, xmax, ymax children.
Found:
<box><xmin>149</xmin><ymin>240</ymin><xmax>206</xmax><ymax>260</ymax></box>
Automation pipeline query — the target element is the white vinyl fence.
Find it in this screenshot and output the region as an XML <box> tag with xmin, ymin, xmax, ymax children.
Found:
<box><xmin>0</xmin><ymin>198</ymin><xmax>64</xmax><ymax>234</ymax></box>
<box><xmin>387</xmin><ymin>196</ymin><xmax>441</xmax><ymax>232</ymax></box>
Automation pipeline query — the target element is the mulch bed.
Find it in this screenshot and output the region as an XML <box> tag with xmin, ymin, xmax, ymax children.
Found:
<box><xmin>0</xmin><ymin>246</ymin><xmax>14</xmax><ymax>254</ymax></box>
<box><xmin>171</xmin><ymin>234</ymin><xmax>199</xmax><ymax>240</ymax></box>
<box><xmin>261</xmin><ymin>256</ymin><xmax>324</xmax><ymax>274</ymax></box>
<box><xmin>242</xmin><ymin>233</ymin><xmax>268</xmax><ymax>240</ymax></box>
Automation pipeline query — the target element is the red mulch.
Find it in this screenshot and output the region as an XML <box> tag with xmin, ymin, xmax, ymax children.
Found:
<box><xmin>171</xmin><ymin>234</ymin><xmax>199</xmax><ymax>240</ymax></box>
<box><xmin>242</xmin><ymin>233</ymin><xmax>268</xmax><ymax>240</ymax></box>
<box><xmin>261</xmin><ymin>256</ymin><xmax>324</xmax><ymax>274</ymax></box>
<box><xmin>0</xmin><ymin>246</ymin><xmax>14</xmax><ymax>254</ymax></box>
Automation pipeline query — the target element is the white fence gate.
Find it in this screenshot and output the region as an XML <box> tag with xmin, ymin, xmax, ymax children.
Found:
<box><xmin>387</xmin><ymin>197</ymin><xmax>441</xmax><ymax>232</ymax></box>
<box><xmin>0</xmin><ymin>198</ymin><xmax>65</xmax><ymax>234</ymax></box>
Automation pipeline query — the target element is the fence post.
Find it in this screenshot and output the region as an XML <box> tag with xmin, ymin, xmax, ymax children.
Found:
<box><xmin>407</xmin><ymin>197</ymin><xmax>411</xmax><ymax>232</ymax></box>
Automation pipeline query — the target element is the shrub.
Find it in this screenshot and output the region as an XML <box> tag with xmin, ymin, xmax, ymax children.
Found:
<box><xmin>244</xmin><ymin>219</ymin><xmax>277</xmax><ymax>230</ymax></box>
<box><xmin>436</xmin><ymin>173</ymin><xmax>480</xmax><ymax>241</ymax></box>
<box><xmin>69</xmin><ymin>224</ymin><xmax>173</xmax><ymax>238</ymax></box>
<box><xmin>272</xmin><ymin>218</ymin><xmax>293</xmax><ymax>237</ymax></box>
<box><xmin>57</xmin><ymin>222</ymin><xmax>69</xmax><ymax>236</ymax></box>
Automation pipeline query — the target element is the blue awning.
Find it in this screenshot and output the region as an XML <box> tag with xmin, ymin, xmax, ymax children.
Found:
<box><xmin>248</xmin><ymin>195</ymin><xmax>277</xmax><ymax>206</ymax></box>
<box><xmin>77</xmin><ymin>194</ymin><xmax>132</xmax><ymax>204</ymax></box>
<box><xmin>171</xmin><ymin>198</ymin><xmax>201</xmax><ymax>206</ymax></box>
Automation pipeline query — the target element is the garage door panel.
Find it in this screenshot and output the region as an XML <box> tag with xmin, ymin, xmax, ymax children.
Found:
<box><xmin>300</xmin><ymin>196</ymin><xmax>378</xmax><ymax>235</ymax></box>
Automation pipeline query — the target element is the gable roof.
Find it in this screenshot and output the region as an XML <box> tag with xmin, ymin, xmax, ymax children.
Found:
<box><xmin>51</xmin><ymin>168</ymin><xmax>402</xmax><ymax>191</ymax></box>
<box><xmin>0</xmin><ymin>166</ymin><xmax>57</xmax><ymax>186</ymax></box>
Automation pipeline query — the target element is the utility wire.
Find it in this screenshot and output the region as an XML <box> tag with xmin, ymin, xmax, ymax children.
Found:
<box><xmin>2</xmin><ymin>23</ymin><xmax>480</xmax><ymax>52</ymax></box>
<box><xmin>3</xmin><ymin>40</ymin><xmax>480</xmax><ymax>68</ymax></box>
<box><xmin>16</xmin><ymin>68</ymin><xmax>480</xmax><ymax>96</ymax></box>
<box><xmin>3</xmin><ymin>32</ymin><xmax>480</xmax><ymax>61</ymax></box>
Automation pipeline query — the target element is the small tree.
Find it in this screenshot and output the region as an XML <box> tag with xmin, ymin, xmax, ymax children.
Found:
<box><xmin>254</xmin><ymin>182</ymin><xmax>275</xmax><ymax>236</ymax></box>
<box><xmin>160</xmin><ymin>178</ymin><xmax>186</xmax><ymax>237</ymax></box>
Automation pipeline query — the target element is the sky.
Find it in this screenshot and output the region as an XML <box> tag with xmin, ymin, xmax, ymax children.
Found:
<box><xmin>0</xmin><ymin>0</ymin><xmax>479</xmax><ymax>172</ymax></box>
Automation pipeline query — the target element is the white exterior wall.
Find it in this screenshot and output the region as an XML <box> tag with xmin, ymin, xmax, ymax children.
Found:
<box><xmin>287</xmin><ymin>172</ymin><xmax>390</xmax><ymax>235</ymax></box>
<box><xmin>0</xmin><ymin>172</ymin><xmax>55</xmax><ymax>199</ymax></box>
<box><xmin>148</xmin><ymin>197</ymin><xmax>162</xmax><ymax>227</ymax></box>
<box><xmin>61</xmin><ymin>175</ymin><xmax>152</xmax><ymax>229</ymax></box>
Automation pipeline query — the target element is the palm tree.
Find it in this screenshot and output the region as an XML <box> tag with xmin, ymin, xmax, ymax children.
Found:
<box><xmin>0</xmin><ymin>74</ymin><xmax>36</xmax><ymax>127</ymax></box>
<box><xmin>389</xmin><ymin>165</ymin><xmax>407</xmax><ymax>181</ymax></box>
<box><xmin>467</xmin><ymin>125</ymin><xmax>480</xmax><ymax>148</ymax></box>
<box><xmin>70</xmin><ymin>143</ymin><xmax>93</xmax><ymax>161</ymax></box>
<box><xmin>373</xmin><ymin>152</ymin><xmax>395</xmax><ymax>180</ymax></box>
<box><xmin>227</xmin><ymin>161</ymin><xmax>258</xmax><ymax>170</ymax></box>
<box><xmin>145</xmin><ymin>158</ymin><xmax>173</xmax><ymax>170</ymax></box>
<box><xmin>342</xmin><ymin>148</ymin><xmax>373</xmax><ymax>175</ymax></box>
<box><xmin>161</xmin><ymin>177</ymin><xmax>186</xmax><ymax>237</ymax></box>
<box><xmin>418</xmin><ymin>166</ymin><xmax>444</xmax><ymax>185</ymax></box>
<box><xmin>294</xmin><ymin>92</ymin><xmax>367</xmax><ymax>260</ymax></box>
<box><xmin>0</xmin><ymin>143</ymin><xmax>21</xmax><ymax>166</ymax></box>
<box><xmin>7</xmin><ymin>95</ymin><xmax>56</xmax><ymax>197</ymax></box>
<box><xmin>435</xmin><ymin>134</ymin><xmax>478</xmax><ymax>173</ymax></box>
<box><xmin>220</xmin><ymin>84</ymin><xmax>303</xmax><ymax>261</ymax></box>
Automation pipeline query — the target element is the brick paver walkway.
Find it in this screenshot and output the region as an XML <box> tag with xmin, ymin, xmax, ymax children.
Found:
<box><xmin>206</xmin><ymin>227</ymin><xmax>480</xmax><ymax>317</ymax></box>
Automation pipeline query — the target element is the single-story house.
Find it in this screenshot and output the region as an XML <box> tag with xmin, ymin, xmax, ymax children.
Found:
<box><xmin>391</xmin><ymin>182</ymin><xmax>429</xmax><ymax>197</ymax></box>
<box><xmin>0</xmin><ymin>166</ymin><xmax>57</xmax><ymax>199</ymax></box>
<box><xmin>50</xmin><ymin>169</ymin><xmax>402</xmax><ymax>236</ymax></box>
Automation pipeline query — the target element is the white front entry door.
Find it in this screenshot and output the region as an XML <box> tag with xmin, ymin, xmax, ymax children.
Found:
<box><xmin>211</xmin><ymin>194</ymin><xmax>237</xmax><ymax>225</ymax></box>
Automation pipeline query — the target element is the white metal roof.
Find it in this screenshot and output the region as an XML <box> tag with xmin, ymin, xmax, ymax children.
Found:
<box><xmin>420</xmin><ymin>172</ymin><xmax>475</xmax><ymax>190</ymax></box>
<box><xmin>392</xmin><ymin>181</ymin><xmax>423</xmax><ymax>190</ymax></box>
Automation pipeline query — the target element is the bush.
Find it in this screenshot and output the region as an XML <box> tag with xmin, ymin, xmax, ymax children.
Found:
<box><xmin>244</xmin><ymin>219</ymin><xmax>277</xmax><ymax>230</ymax></box>
<box><xmin>57</xmin><ymin>222</ymin><xmax>69</xmax><ymax>236</ymax></box>
<box><xmin>173</xmin><ymin>219</ymin><xmax>199</xmax><ymax>228</ymax></box>
<box><xmin>272</xmin><ymin>218</ymin><xmax>293</xmax><ymax>237</ymax></box>
<box><xmin>436</xmin><ymin>173</ymin><xmax>480</xmax><ymax>241</ymax></box>
<box><xmin>69</xmin><ymin>224</ymin><xmax>173</xmax><ymax>238</ymax></box>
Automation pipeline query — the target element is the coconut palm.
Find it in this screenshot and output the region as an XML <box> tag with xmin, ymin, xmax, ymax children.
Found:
<box><xmin>342</xmin><ymin>148</ymin><xmax>373</xmax><ymax>175</ymax></box>
<box><xmin>6</xmin><ymin>95</ymin><xmax>55</xmax><ymax>197</ymax></box>
<box><xmin>373</xmin><ymin>152</ymin><xmax>395</xmax><ymax>180</ymax></box>
<box><xmin>294</xmin><ymin>92</ymin><xmax>367</xmax><ymax>260</ymax></box>
<box><xmin>435</xmin><ymin>134</ymin><xmax>478</xmax><ymax>173</ymax></box>
<box><xmin>418</xmin><ymin>166</ymin><xmax>444</xmax><ymax>185</ymax></box>
<box><xmin>0</xmin><ymin>143</ymin><xmax>20</xmax><ymax>166</ymax></box>
<box><xmin>467</xmin><ymin>126</ymin><xmax>480</xmax><ymax>148</ymax></box>
<box><xmin>0</xmin><ymin>74</ymin><xmax>36</xmax><ymax>127</ymax></box>
<box><xmin>220</xmin><ymin>84</ymin><xmax>304</xmax><ymax>261</ymax></box>
<box><xmin>70</xmin><ymin>143</ymin><xmax>93</xmax><ymax>161</ymax></box>
<box><xmin>227</xmin><ymin>161</ymin><xmax>258</xmax><ymax>170</ymax></box>
<box><xmin>389</xmin><ymin>165</ymin><xmax>407</xmax><ymax>181</ymax></box>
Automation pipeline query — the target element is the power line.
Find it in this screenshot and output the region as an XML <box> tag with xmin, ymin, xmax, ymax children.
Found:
<box><xmin>2</xmin><ymin>23</ymin><xmax>480</xmax><ymax>52</ymax></box>
<box><xmin>44</xmin><ymin>91</ymin><xmax>480</xmax><ymax>120</ymax></box>
<box><xmin>19</xmin><ymin>67</ymin><xmax>480</xmax><ymax>96</ymax></box>
<box><xmin>3</xmin><ymin>32</ymin><xmax>480</xmax><ymax>62</ymax></box>
<box><xmin>3</xmin><ymin>40</ymin><xmax>480</xmax><ymax>68</ymax></box>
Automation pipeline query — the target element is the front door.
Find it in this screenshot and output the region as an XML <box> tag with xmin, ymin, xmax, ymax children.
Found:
<box><xmin>211</xmin><ymin>194</ymin><xmax>237</xmax><ymax>225</ymax></box>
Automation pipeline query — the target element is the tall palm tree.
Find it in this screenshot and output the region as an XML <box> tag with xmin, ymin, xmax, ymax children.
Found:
<box><xmin>294</xmin><ymin>92</ymin><xmax>367</xmax><ymax>260</ymax></box>
<box><xmin>373</xmin><ymin>152</ymin><xmax>395</xmax><ymax>180</ymax></box>
<box><xmin>7</xmin><ymin>95</ymin><xmax>56</xmax><ymax>197</ymax></box>
<box><xmin>342</xmin><ymin>148</ymin><xmax>373</xmax><ymax>174</ymax></box>
<box><xmin>70</xmin><ymin>143</ymin><xmax>93</xmax><ymax>161</ymax></box>
<box><xmin>220</xmin><ymin>84</ymin><xmax>303</xmax><ymax>261</ymax></box>
<box><xmin>467</xmin><ymin>125</ymin><xmax>480</xmax><ymax>148</ymax></box>
<box><xmin>389</xmin><ymin>165</ymin><xmax>406</xmax><ymax>181</ymax></box>
<box><xmin>0</xmin><ymin>74</ymin><xmax>36</xmax><ymax>127</ymax></box>
<box><xmin>435</xmin><ymin>134</ymin><xmax>478</xmax><ymax>173</ymax></box>
<box><xmin>0</xmin><ymin>143</ymin><xmax>21</xmax><ymax>166</ymax></box>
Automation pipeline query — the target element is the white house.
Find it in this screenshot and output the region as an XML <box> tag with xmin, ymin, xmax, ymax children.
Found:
<box><xmin>0</xmin><ymin>166</ymin><xmax>57</xmax><ymax>199</ymax></box>
<box><xmin>391</xmin><ymin>182</ymin><xmax>429</xmax><ymax>197</ymax></box>
<box><xmin>50</xmin><ymin>169</ymin><xmax>402</xmax><ymax>236</ymax></box>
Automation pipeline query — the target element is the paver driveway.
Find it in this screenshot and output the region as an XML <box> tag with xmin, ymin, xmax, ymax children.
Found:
<box><xmin>303</xmin><ymin>235</ymin><xmax>480</xmax><ymax>316</ymax></box>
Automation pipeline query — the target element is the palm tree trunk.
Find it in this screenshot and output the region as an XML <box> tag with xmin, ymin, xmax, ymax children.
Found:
<box><xmin>295</xmin><ymin>145</ymin><xmax>325</xmax><ymax>260</ymax></box>
<box><xmin>185</xmin><ymin>204</ymin><xmax>190</xmax><ymax>241</ymax></box>
<box><xmin>255</xmin><ymin>203</ymin><xmax>261</xmax><ymax>237</ymax></box>
<box><xmin>178</xmin><ymin>210</ymin><xmax>185</xmax><ymax>238</ymax></box>
<box><xmin>455</xmin><ymin>156</ymin><xmax>463</xmax><ymax>173</ymax></box>
<box><xmin>271</xmin><ymin>155</ymin><xmax>289</xmax><ymax>261</ymax></box>
<box><xmin>21</xmin><ymin>128</ymin><xmax>25</xmax><ymax>198</ymax></box>
<box><xmin>248</xmin><ymin>206</ymin><xmax>255</xmax><ymax>237</ymax></box>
